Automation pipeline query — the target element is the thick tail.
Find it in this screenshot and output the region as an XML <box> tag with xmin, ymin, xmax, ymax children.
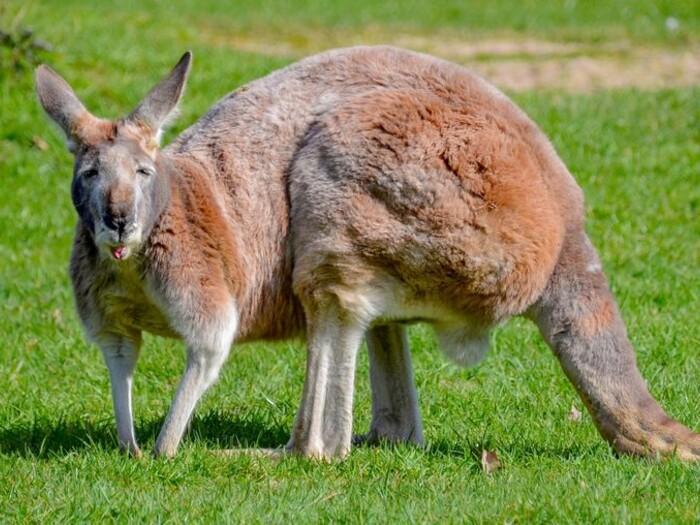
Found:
<box><xmin>532</xmin><ymin>230</ymin><xmax>700</xmax><ymax>460</ymax></box>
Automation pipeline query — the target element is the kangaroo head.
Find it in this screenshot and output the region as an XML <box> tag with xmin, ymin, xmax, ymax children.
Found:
<box><xmin>35</xmin><ymin>52</ymin><xmax>192</xmax><ymax>262</ymax></box>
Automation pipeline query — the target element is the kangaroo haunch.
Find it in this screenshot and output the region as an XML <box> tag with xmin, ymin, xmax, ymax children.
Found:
<box><xmin>36</xmin><ymin>47</ymin><xmax>700</xmax><ymax>460</ymax></box>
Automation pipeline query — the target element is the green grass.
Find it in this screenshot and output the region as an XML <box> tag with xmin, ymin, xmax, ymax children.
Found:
<box><xmin>2</xmin><ymin>0</ymin><xmax>700</xmax><ymax>522</ymax></box>
<box><xmin>11</xmin><ymin>0</ymin><xmax>700</xmax><ymax>46</ymax></box>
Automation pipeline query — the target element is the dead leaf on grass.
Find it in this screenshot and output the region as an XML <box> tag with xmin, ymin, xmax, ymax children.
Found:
<box><xmin>567</xmin><ymin>405</ymin><xmax>583</xmax><ymax>422</ymax></box>
<box><xmin>481</xmin><ymin>449</ymin><xmax>501</xmax><ymax>474</ymax></box>
<box><xmin>51</xmin><ymin>308</ymin><xmax>63</xmax><ymax>326</ymax></box>
<box><xmin>32</xmin><ymin>136</ymin><xmax>49</xmax><ymax>151</ymax></box>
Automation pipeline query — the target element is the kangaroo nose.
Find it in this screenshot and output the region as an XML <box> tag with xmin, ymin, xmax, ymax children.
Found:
<box><xmin>104</xmin><ymin>213</ymin><xmax>128</xmax><ymax>233</ymax></box>
<box><xmin>104</xmin><ymin>204</ymin><xmax>133</xmax><ymax>234</ymax></box>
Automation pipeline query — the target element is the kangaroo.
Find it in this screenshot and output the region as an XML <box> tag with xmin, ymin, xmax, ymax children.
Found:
<box><xmin>36</xmin><ymin>46</ymin><xmax>700</xmax><ymax>461</ymax></box>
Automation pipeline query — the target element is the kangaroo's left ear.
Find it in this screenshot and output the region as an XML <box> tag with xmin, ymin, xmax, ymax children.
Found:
<box><xmin>129</xmin><ymin>51</ymin><xmax>192</xmax><ymax>143</ymax></box>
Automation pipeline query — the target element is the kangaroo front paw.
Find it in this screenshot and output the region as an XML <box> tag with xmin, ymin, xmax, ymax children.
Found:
<box><xmin>120</xmin><ymin>443</ymin><xmax>143</xmax><ymax>459</ymax></box>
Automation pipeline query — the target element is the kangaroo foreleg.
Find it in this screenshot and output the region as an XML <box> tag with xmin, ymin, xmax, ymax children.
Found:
<box><xmin>99</xmin><ymin>334</ymin><xmax>143</xmax><ymax>458</ymax></box>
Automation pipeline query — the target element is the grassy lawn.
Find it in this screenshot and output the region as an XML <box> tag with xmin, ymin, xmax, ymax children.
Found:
<box><xmin>1</xmin><ymin>0</ymin><xmax>699</xmax><ymax>522</ymax></box>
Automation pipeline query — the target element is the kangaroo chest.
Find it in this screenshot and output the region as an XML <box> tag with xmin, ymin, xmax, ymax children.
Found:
<box><xmin>98</xmin><ymin>264</ymin><xmax>179</xmax><ymax>339</ymax></box>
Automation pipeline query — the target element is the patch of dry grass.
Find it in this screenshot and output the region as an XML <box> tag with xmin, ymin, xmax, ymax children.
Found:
<box><xmin>199</xmin><ymin>25</ymin><xmax>700</xmax><ymax>93</ymax></box>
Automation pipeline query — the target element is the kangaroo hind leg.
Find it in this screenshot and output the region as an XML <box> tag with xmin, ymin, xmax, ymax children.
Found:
<box><xmin>356</xmin><ymin>323</ymin><xmax>424</xmax><ymax>446</ymax></box>
<box><xmin>286</xmin><ymin>292</ymin><xmax>367</xmax><ymax>461</ymax></box>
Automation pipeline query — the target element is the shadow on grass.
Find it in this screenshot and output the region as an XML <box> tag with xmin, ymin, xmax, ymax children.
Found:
<box><xmin>0</xmin><ymin>411</ymin><xmax>289</xmax><ymax>459</ymax></box>
<box><xmin>1</xmin><ymin>412</ymin><xmax>595</xmax><ymax>462</ymax></box>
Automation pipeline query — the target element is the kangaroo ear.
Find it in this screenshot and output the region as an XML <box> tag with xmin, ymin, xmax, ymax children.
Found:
<box><xmin>35</xmin><ymin>64</ymin><xmax>91</xmax><ymax>141</ymax></box>
<box><xmin>129</xmin><ymin>51</ymin><xmax>192</xmax><ymax>142</ymax></box>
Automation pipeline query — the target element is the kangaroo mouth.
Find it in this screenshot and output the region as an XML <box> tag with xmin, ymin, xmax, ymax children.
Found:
<box><xmin>110</xmin><ymin>244</ymin><xmax>129</xmax><ymax>261</ymax></box>
<box><xmin>96</xmin><ymin>227</ymin><xmax>140</xmax><ymax>262</ymax></box>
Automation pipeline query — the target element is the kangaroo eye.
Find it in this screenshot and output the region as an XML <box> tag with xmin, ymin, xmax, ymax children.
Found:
<box><xmin>137</xmin><ymin>167</ymin><xmax>154</xmax><ymax>177</ymax></box>
<box><xmin>82</xmin><ymin>168</ymin><xmax>98</xmax><ymax>179</ymax></box>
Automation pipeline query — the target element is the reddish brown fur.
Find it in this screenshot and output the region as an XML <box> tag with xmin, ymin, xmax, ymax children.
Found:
<box><xmin>291</xmin><ymin>87</ymin><xmax>564</xmax><ymax>325</ymax></box>
<box><xmin>576</xmin><ymin>293</ymin><xmax>617</xmax><ymax>339</ymax></box>
<box><xmin>71</xmin><ymin>114</ymin><xmax>117</xmax><ymax>148</ymax></box>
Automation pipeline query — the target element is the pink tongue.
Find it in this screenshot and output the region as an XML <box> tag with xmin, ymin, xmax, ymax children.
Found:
<box><xmin>112</xmin><ymin>245</ymin><xmax>126</xmax><ymax>260</ymax></box>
